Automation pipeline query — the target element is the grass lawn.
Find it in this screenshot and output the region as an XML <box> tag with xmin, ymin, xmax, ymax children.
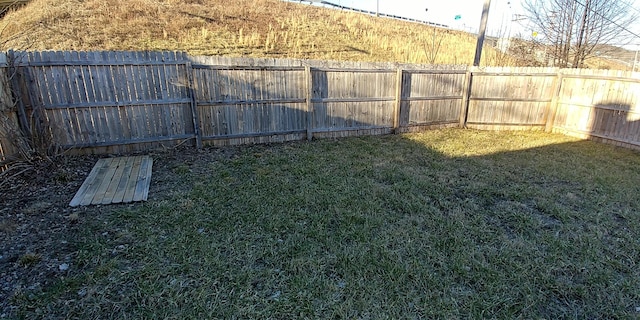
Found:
<box><xmin>13</xmin><ymin>129</ymin><xmax>640</xmax><ymax>318</ymax></box>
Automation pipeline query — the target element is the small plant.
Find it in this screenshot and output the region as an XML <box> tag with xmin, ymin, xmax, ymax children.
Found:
<box><xmin>54</xmin><ymin>171</ymin><xmax>73</xmax><ymax>183</ymax></box>
<box><xmin>18</xmin><ymin>253</ymin><xmax>41</xmax><ymax>267</ymax></box>
<box><xmin>173</xmin><ymin>163</ymin><xmax>191</xmax><ymax>174</ymax></box>
<box><xmin>422</xmin><ymin>25</ymin><xmax>444</xmax><ymax>64</ymax></box>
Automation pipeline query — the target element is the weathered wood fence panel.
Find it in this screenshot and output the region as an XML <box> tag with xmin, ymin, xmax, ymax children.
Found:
<box><xmin>0</xmin><ymin>53</ymin><xmax>21</xmax><ymax>166</ymax></box>
<box><xmin>467</xmin><ymin>67</ymin><xmax>557</xmax><ymax>130</ymax></box>
<box><xmin>192</xmin><ymin>65</ymin><xmax>307</xmax><ymax>141</ymax></box>
<box><xmin>552</xmin><ymin>69</ymin><xmax>640</xmax><ymax>149</ymax></box>
<box><xmin>311</xmin><ymin>68</ymin><xmax>396</xmax><ymax>137</ymax></box>
<box><xmin>189</xmin><ymin>56</ymin><xmax>468</xmax><ymax>144</ymax></box>
<box><xmin>400</xmin><ymin>70</ymin><xmax>467</xmax><ymax>130</ymax></box>
<box><xmin>10</xmin><ymin>51</ymin><xmax>196</xmax><ymax>154</ymax></box>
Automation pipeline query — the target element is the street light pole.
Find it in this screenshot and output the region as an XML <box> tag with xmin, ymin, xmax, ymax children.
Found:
<box><xmin>473</xmin><ymin>0</ymin><xmax>492</xmax><ymax>66</ymax></box>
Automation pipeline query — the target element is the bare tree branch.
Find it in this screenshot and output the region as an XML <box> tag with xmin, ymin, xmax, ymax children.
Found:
<box><xmin>523</xmin><ymin>0</ymin><xmax>639</xmax><ymax>68</ymax></box>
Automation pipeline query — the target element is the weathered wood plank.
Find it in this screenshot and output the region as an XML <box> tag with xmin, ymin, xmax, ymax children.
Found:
<box><xmin>69</xmin><ymin>158</ymin><xmax>110</xmax><ymax>207</ymax></box>
<box><xmin>122</xmin><ymin>156</ymin><xmax>143</xmax><ymax>203</ymax></box>
<box><xmin>393</xmin><ymin>69</ymin><xmax>402</xmax><ymax>132</ymax></box>
<box><xmin>75</xmin><ymin>158</ymin><xmax>112</xmax><ymax>206</ymax></box>
<box><xmin>306</xmin><ymin>66</ymin><xmax>313</xmax><ymax>140</ymax></box>
<box><xmin>133</xmin><ymin>156</ymin><xmax>153</xmax><ymax>202</ymax></box>
<box><xmin>111</xmin><ymin>156</ymin><xmax>135</xmax><ymax>204</ymax></box>
<box><xmin>90</xmin><ymin>156</ymin><xmax>121</xmax><ymax>205</ymax></box>
<box><xmin>100</xmin><ymin>157</ymin><xmax>127</xmax><ymax>204</ymax></box>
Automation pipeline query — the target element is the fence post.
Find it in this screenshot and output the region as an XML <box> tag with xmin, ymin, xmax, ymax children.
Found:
<box><xmin>545</xmin><ymin>70</ymin><xmax>563</xmax><ymax>133</ymax></box>
<box><xmin>6</xmin><ymin>50</ymin><xmax>30</xmax><ymax>137</ymax></box>
<box><xmin>459</xmin><ymin>67</ymin><xmax>473</xmax><ymax>128</ymax></box>
<box><xmin>305</xmin><ymin>66</ymin><xmax>313</xmax><ymax>141</ymax></box>
<box><xmin>393</xmin><ymin>68</ymin><xmax>403</xmax><ymax>133</ymax></box>
<box><xmin>185</xmin><ymin>58</ymin><xmax>202</xmax><ymax>149</ymax></box>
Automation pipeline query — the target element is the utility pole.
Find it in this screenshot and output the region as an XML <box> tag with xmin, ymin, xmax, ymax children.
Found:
<box><xmin>376</xmin><ymin>0</ymin><xmax>379</xmax><ymax>17</ymax></box>
<box><xmin>473</xmin><ymin>0</ymin><xmax>492</xmax><ymax>66</ymax></box>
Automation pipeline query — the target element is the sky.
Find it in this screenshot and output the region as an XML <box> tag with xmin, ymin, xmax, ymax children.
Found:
<box><xmin>317</xmin><ymin>0</ymin><xmax>640</xmax><ymax>49</ymax></box>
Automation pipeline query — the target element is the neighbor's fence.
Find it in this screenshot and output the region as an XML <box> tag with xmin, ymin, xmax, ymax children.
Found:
<box><xmin>3</xmin><ymin>50</ymin><xmax>640</xmax><ymax>155</ymax></box>
<box><xmin>551</xmin><ymin>69</ymin><xmax>640</xmax><ymax>150</ymax></box>
<box><xmin>466</xmin><ymin>67</ymin><xmax>558</xmax><ymax>131</ymax></box>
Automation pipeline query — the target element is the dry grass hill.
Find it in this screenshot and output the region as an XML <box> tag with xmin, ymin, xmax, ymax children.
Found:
<box><xmin>0</xmin><ymin>0</ymin><xmax>516</xmax><ymax>65</ymax></box>
<box><xmin>0</xmin><ymin>0</ymin><xmax>630</xmax><ymax>68</ymax></box>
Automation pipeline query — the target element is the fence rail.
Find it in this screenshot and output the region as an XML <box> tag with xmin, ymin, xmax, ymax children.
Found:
<box><xmin>1</xmin><ymin>50</ymin><xmax>640</xmax><ymax>157</ymax></box>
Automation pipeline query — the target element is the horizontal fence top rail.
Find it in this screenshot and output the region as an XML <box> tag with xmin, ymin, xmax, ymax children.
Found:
<box><xmin>43</xmin><ymin>98</ymin><xmax>193</xmax><ymax>110</ymax></box>
<box><xmin>14</xmin><ymin>60</ymin><xmax>189</xmax><ymax>67</ymax></box>
<box><xmin>470</xmin><ymin>97</ymin><xmax>553</xmax><ymax>102</ymax></box>
<box><xmin>405</xmin><ymin>70</ymin><xmax>468</xmax><ymax>75</ymax></box>
<box><xmin>191</xmin><ymin>65</ymin><xmax>469</xmax><ymax>74</ymax></box>
<box><xmin>8</xmin><ymin>50</ymin><xmax>189</xmax><ymax>67</ymax></box>
<box><xmin>198</xmin><ymin>98</ymin><xmax>307</xmax><ymax>105</ymax></box>
<box><xmin>312</xmin><ymin>68</ymin><xmax>397</xmax><ymax>73</ymax></box>
<box><xmin>473</xmin><ymin>72</ymin><xmax>558</xmax><ymax>77</ymax></box>
<box><xmin>560</xmin><ymin>74</ymin><xmax>640</xmax><ymax>83</ymax></box>
<box><xmin>403</xmin><ymin>96</ymin><xmax>463</xmax><ymax>101</ymax></box>
<box><xmin>191</xmin><ymin>65</ymin><xmax>306</xmax><ymax>71</ymax></box>
<box><xmin>557</xmin><ymin>102</ymin><xmax>640</xmax><ymax>114</ymax></box>
<box><xmin>311</xmin><ymin>97</ymin><xmax>396</xmax><ymax>103</ymax></box>
<box><xmin>188</xmin><ymin>54</ymin><xmax>468</xmax><ymax>70</ymax></box>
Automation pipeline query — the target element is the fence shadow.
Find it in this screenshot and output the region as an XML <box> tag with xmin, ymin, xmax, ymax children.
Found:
<box><xmin>587</xmin><ymin>101</ymin><xmax>639</xmax><ymax>146</ymax></box>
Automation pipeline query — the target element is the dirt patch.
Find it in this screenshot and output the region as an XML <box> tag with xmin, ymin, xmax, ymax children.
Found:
<box><xmin>0</xmin><ymin>145</ymin><xmax>251</xmax><ymax>317</ymax></box>
<box><xmin>0</xmin><ymin>156</ymin><xmax>99</xmax><ymax>317</ymax></box>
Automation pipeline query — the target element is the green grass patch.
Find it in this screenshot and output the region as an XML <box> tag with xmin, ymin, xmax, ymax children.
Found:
<box><xmin>17</xmin><ymin>129</ymin><xmax>640</xmax><ymax>318</ymax></box>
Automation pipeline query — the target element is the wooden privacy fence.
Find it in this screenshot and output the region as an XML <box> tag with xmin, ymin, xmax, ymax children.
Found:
<box><xmin>3</xmin><ymin>50</ymin><xmax>640</xmax><ymax>155</ymax></box>
<box><xmin>552</xmin><ymin>69</ymin><xmax>640</xmax><ymax>149</ymax></box>
<box><xmin>8</xmin><ymin>51</ymin><xmax>197</xmax><ymax>154</ymax></box>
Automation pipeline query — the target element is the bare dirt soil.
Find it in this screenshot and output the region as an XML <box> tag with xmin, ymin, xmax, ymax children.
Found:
<box><xmin>0</xmin><ymin>155</ymin><xmax>99</xmax><ymax>317</ymax></box>
<box><xmin>0</xmin><ymin>145</ymin><xmax>247</xmax><ymax>318</ymax></box>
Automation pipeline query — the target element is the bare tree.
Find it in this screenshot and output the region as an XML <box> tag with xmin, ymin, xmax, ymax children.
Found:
<box><xmin>0</xmin><ymin>1</ymin><xmax>41</xmax><ymax>176</ymax></box>
<box><xmin>523</xmin><ymin>0</ymin><xmax>638</xmax><ymax>68</ymax></box>
<box><xmin>422</xmin><ymin>25</ymin><xmax>444</xmax><ymax>64</ymax></box>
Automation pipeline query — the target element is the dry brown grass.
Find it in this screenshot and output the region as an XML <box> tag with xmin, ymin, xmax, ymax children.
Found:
<box><xmin>0</xmin><ymin>0</ymin><xmax>520</xmax><ymax>65</ymax></box>
<box><xmin>1</xmin><ymin>0</ymin><xmax>626</xmax><ymax>68</ymax></box>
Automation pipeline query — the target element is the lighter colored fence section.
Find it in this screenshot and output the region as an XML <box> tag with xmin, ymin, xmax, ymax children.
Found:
<box><xmin>192</xmin><ymin>65</ymin><xmax>307</xmax><ymax>140</ymax></box>
<box><xmin>553</xmin><ymin>69</ymin><xmax>640</xmax><ymax>149</ymax></box>
<box><xmin>10</xmin><ymin>51</ymin><xmax>196</xmax><ymax>153</ymax></box>
<box><xmin>467</xmin><ymin>67</ymin><xmax>557</xmax><ymax>130</ymax></box>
